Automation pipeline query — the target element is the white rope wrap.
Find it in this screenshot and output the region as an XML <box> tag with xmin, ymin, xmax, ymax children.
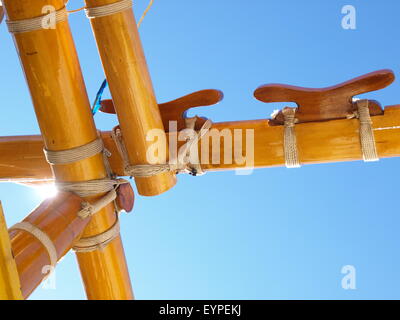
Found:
<box><xmin>282</xmin><ymin>107</ymin><xmax>301</xmax><ymax>168</ymax></box>
<box><xmin>10</xmin><ymin>222</ymin><xmax>57</xmax><ymax>267</ymax></box>
<box><xmin>57</xmin><ymin>178</ymin><xmax>128</xmax><ymax>219</ymax></box>
<box><xmin>85</xmin><ymin>0</ymin><xmax>133</xmax><ymax>19</ymax></box>
<box><xmin>43</xmin><ymin>131</ymin><xmax>120</xmax><ymax>219</ymax></box>
<box><xmin>56</xmin><ymin>178</ymin><xmax>118</xmax><ymax>197</ymax></box>
<box><xmin>355</xmin><ymin>99</ymin><xmax>379</xmax><ymax>162</ymax></box>
<box><xmin>44</xmin><ymin>137</ymin><xmax>104</xmax><ymax>165</ymax></box>
<box><xmin>73</xmin><ymin>218</ymin><xmax>120</xmax><ymax>253</ymax></box>
<box><xmin>78</xmin><ymin>189</ymin><xmax>118</xmax><ymax>219</ymax></box>
<box><xmin>111</xmin><ymin>117</ymin><xmax>212</xmax><ymax>177</ymax></box>
<box><xmin>6</xmin><ymin>6</ymin><xmax>68</xmax><ymax>34</ymax></box>
<box><xmin>177</xmin><ymin>117</ymin><xmax>212</xmax><ymax>176</ymax></box>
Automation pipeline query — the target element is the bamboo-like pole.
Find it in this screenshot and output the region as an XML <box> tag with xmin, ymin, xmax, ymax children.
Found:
<box><xmin>1</xmin><ymin>105</ymin><xmax>400</xmax><ymax>180</ymax></box>
<box><xmin>3</xmin><ymin>0</ymin><xmax>133</xmax><ymax>299</ymax></box>
<box><xmin>0</xmin><ymin>5</ymin><xmax>4</xmax><ymax>24</ymax></box>
<box><xmin>0</xmin><ymin>202</ymin><xmax>23</xmax><ymax>300</ymax></box>
<box><xmin>84</xmin><ymin>0</ymin><xmax>176</xmax><ymax>196</ymax></box>
<box><xmin>9</xmin><ymin>192</ymin><xmax>88</xmax><ymax>299</ymax></box>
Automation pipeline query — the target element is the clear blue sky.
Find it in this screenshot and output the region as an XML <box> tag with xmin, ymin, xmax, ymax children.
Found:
<box><xmin>1</xmin><ymin>0</ymin><xmax>400</xmax><ymax>299</ymax></box>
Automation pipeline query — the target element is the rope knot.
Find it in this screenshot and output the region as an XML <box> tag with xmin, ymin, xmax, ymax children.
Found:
<box><xmin>282</xmin><ymin>107</ymin><xmax>298</xmax><ymax>127</ymax></box>
<box><xmin>78</xmin><ymin>202</ymin><xmax>95</xmax><ymax>219</ymax></box>
<box><xmin>111</xmin><ymin>117</ymin><xmax>212</xmax><ymax>178</ymax></box>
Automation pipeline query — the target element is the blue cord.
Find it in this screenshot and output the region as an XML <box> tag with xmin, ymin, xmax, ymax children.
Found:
<box><xmin>91</xmin><ymin>79</ymin><xmax>108</xmax><ymax>115</ymax></box>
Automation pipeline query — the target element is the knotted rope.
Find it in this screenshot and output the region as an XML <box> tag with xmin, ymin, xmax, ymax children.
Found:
<box><xmin>111</xmin><ymin>117</ymin><xmax>212</xmax><ymax>177</ymax></box>
<box><xmin>10</xmin><ymin>222</ymin><xmax>58</xmax><ymax>268</ymax></box>
<box><xmin>73</xmin><ymin>217</ymin><xmax>120</xmax><ymax>253</ymax></box>
<box><xmin>57</xmin><ymin>178</ymin><xmax>128</xmax><ymax>219</ymax></box>
<box><xmin>281</xmin><ymin>107</ymin><xmax>301</xmax><ymax>168</ymax></box>
<box><xmin>354</xmin><ymin>99</ymin><xmax>379</xmax><ymax>162</ymax></box>
<box><xmin>85</xmin><ymin>0</ymin><xmax>133</xmax><ymax>19</ymax></box>
<box><xmin>49</xmin><ymin>144</ymin><xmax>126</xmax><ymax>251</ymax></box>
<box><xmin>6</xmin><ymin>6</ymin><xmax>68</xmax><ymax>34</ymax></box>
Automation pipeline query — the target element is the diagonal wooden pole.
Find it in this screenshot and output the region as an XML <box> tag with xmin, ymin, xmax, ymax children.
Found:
<box><xmin>2</xmin><ymin>0</ymin><xmax>133</xmax><ymax>299</ymax></box>
<box><xmin>9</xmin><ymin>192</ymin><xmax>89</xmax><ymax>299</ymax></box>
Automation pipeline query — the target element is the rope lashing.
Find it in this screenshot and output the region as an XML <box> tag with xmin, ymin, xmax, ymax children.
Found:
<box><xmin>111</xmin><ymin>117</ymin><xmax>212</xmax><ymax>177</ymax></box>
<box><xmin>78</xmin><ymin>189</ymin><xmax>117</xmax><ymax>219</ymax></box>
<box><xmin>85</xmin><ymin>0</ymin><xmax>133</xmax><ymax>19</ymax></box>
<box><xmin>44</xmin><ymin>137</ymin><xmax>104</xmax><ymax>165</ymax></box>
<box><xmin>43</xmin><ymin>132</ymin><xmax>121</xmax><ymax>219</ymax></box>
<box><xmin>177</xmin><ymin>117</ymin><xmax>212</xmax><ymax>176</ymax></box>
<box><xmin>355</xmin><ymin>99</ymin><xmax>379</xmax><ymax>162</ymax></box>
<box><xmin>57</xmin><ymin>178</ymin><xmax>128</xmax><ymax>219</ymax></box>
<box><xmin>73</xmin><ymin>218</ymin><xmax>120</xmax><ymax>253</ymax></box>
<box><xmin>56</xmin><ymin>178</ymin><xmax>124</xmax><ymax>197</ymax></box>
<box><xmin>9</xmin><ymin>222</ymin><xmax>58</xmax><ymax>268</ymax></box>
<box><xmin>282</xmin><ymin>107</ymin><xmax>301</xmax><ymax>168</ymax></box>
<box><xmin>6</xmin><ymin>6</ymin><xmax>68</xmax><ymax>34</ymax></box>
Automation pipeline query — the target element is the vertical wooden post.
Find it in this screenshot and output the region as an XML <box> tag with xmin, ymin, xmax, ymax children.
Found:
<box><xmin>85</xmin><ymin>0</ymin><xmax>176</xmax><ymax>196</ymax></box>
<box><xmin>3</xmin><ymin>0</ymin><xmax>133</xmax><ymax>299</ymax></box>
<box><xmin>0</xmin><ymin>202</ymin><xmax>23</xmax><ymax>300</ymax></box>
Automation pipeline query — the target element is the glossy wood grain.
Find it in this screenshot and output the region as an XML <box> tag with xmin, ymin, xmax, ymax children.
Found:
<box><xmin>9</xmin><ymin>192</ymin><xmax>88</xmax><ymax>299</ymax></box>
<box><xmin>254</xmin><ymin>69</ymin><xmax>394</xmax><ymax>124</ymax></box>
<box><xmin>85</xmin><ymin>0</ymin><xmax>175</xmax><ymax>197</ymax></box>
<box><xmin>101</xmin><ymin>89</ymin><xmax>224</xmax><ymax>132</ymax></box>
<box><xmin>0</xmin><ymin>202</ymin><xmax>23</xmax><ymax>300</ymax></box>
<box><xmin>3</xmin><ymin>0</ymin><xmax>133</xmax><ymax>300</ymax></box>
<box><xmin>0</xmin><ymin>5</ymin><xmax>4</xmax><ymax>24</ymax></box>
<box><xmin>1</xmin><ymin>105</ymin><xmax>400</xmax><ymax>178</ymax></box>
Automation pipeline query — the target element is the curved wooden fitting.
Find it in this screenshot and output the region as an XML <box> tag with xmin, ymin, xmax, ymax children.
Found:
<box><xmin>254</xmin><ymin>69</ymin><xmax>395</xmax><ymax>125</ymax></box>
<box><xmin>100</xmin><ymin>89</ymin><xmax>224</xmax><ymax>132</ymax></box>
<box><xmin>116</xmin><ymin>183</ymin><xmax>134</xmax><ymax>213</ymax></box>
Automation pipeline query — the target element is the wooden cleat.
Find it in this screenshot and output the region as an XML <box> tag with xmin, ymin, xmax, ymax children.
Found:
<box><xmin>254</xmin><ymin>69</ymin><xmax>395</xmax><ymax>125</ymax></box>
<box><xmin>100</xmin><ymin>89</ymin><xmax>224</xmax><ymax>131</ymax></box>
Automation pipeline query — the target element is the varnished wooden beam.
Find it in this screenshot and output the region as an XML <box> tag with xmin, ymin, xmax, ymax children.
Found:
<box><xmin>0</xmin><ymin>202</ymin><xmax>22</xmax><ymax>300</ymax></box>
<box><xmin>1</xmin><ymin>105</ymin><xmax>400</xmax><ymax>182</ymax></box>
<box><xmin>84</xmin><ymin>0</ymin><xmax>176</xmax><ymax>196</ymax></box>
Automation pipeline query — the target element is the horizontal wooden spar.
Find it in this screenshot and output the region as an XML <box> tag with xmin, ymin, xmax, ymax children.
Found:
<box><xmin>1</xmin><ymin>104</ymin><xmax>400</xmax><ymax>182</ymax></box>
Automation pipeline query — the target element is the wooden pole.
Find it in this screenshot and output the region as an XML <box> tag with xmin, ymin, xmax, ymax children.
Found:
<box><xmin>1</xmin><ymin>105</ymin><xmax>400</xmax><ymax>180</ymax></box>
<box><xmin>9</xmin><ymin>192</ymin><xmax>88</xmax><ymax>299</ymax></box>
<box><xmin>0</xmin><ymin>202</ymin><xmax>23</xmax><ymax>300</ymax></box>
<box><xmin>3</xmin><ymin>0</ymin><xmax>133</xmax><ymax>299</ymax></box>
<box><xmin>84</xmin><ymin>0</ymin><xmax>176</xmax><ymax>196</ymax></box>
<box><xmin>0</xmin><ymin>4</ymin><xmax>4</xmax><ymax>24</ymax></box>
